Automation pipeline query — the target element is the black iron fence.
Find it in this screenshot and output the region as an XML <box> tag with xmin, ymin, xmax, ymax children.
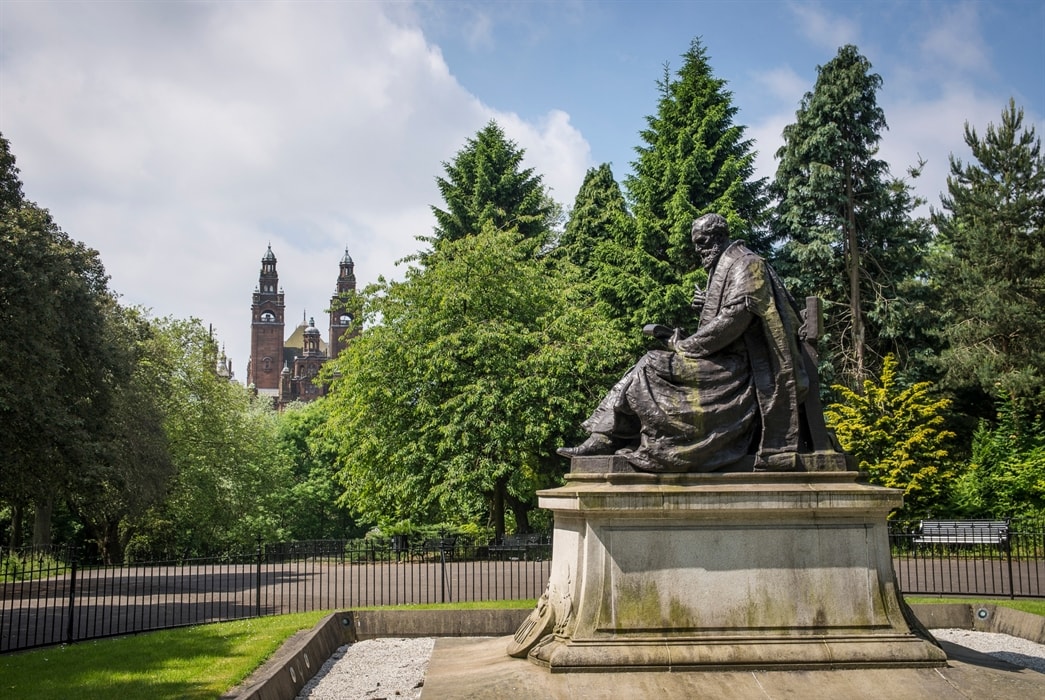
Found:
<box><xmin>1</xmin><ymin>537</ymin><xmax>551</xmax><ymax>653</ymax></box>
<box><xmin>889</xmin><ymin>520</ymin><xmax>1045</xmax><ymax>599</ymax></box>
<box><xmin>4</xmin><ymin>524</ymin><xmax>1045</xmax><ymax>654</ymax></box>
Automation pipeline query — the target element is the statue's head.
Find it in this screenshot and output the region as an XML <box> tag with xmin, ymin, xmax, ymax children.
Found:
<box><xmin>691</xmin><ymin>214</ymin><xmax>730</xmax><ymax>270</ymax></box>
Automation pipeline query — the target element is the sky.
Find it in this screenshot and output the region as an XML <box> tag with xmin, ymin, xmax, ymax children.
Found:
<box><xmin>1</xmin><ymin>0</ymin><xmax>1042</xmax><ymax>380</ymax></box>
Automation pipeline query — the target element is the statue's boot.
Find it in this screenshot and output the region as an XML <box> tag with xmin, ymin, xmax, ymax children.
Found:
<box><xmin>556</xmin><ymin>433</ymin><xmax>617</xmax><ymax>458</ymax></box>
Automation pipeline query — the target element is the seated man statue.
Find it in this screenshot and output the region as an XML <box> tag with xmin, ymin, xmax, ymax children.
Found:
<box><xmin>558</xmin><ymin>213</ymin><xmax>810</xmax><ymax>472</ymax></box>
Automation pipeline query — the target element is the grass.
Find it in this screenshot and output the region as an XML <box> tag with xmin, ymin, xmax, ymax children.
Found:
<box><xmin>0</xmin><ymin>611</ymin><xmax>328</xmax><ymax>700</ymax></box>
<box><xmin>906</xmin><ymin>595</ymin><xmax>1045</xmax><ymax>617</ymax></box>
<box><xmin>0</xmin><ymin>600</ymin><xmax>536</xmax><ymax>699</ymax></box>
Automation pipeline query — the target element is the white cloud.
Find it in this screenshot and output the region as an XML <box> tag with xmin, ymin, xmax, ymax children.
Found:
<box><xmin>787</xmin><ymin>1</ymin><xmax>860</xmax><ymax>51</ymax></box>
<box><xmin>918</xmin><ymin>2</ymin><xmax>991</xmax><ymax>78</ymax></box>
<box><xmin>0</xmin><ymin>1</ymin><xmax>591</xmax><ymax>378</ymax></box>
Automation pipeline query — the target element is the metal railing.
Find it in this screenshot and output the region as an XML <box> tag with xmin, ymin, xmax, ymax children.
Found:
<box><xmin>889</xmin><ymin>522</ymin><xmax>1045</xmax><ymax>599</ymax></box>
<box><xmin>4</xmin><ymin>524</ymin><xmax>1045</xmax><ymax>654</ymax></box>
<box><xmin>1</xmin><ymin>538</ymin><xmax>552</xmax><ymax>653</ymax></box>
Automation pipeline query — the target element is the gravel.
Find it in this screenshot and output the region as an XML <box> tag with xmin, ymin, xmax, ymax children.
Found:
<box><xmin>297</xmin><ymin>631</ymin><xmax>1045</xmax><ymax>698</ymax></box>
<box><xmin>930</xmin><ymin>628</ymin><xmax>1045</xmax><ymax>673</ymax></box>
<box><xmin>296</xmin><ymin>638</ymin><xmax>435</xmax><ymax>700</ymax></box>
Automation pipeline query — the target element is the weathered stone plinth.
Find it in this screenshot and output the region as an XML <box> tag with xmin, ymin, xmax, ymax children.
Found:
<box><xmin>523</xmin><ymin>464</ymin><xmax>945</xmax><ymax>671</ymax></box>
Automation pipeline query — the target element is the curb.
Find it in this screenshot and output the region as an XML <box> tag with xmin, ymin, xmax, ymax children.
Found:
<box><xmin>221</xmin><ymin>608</ymin><xmax>531</xmax><ymax>700</ymax></box>
<box><xmin>224</xmin><ymin>604</ymin><xmax>1042</xmax><ymax>700</ymax></box>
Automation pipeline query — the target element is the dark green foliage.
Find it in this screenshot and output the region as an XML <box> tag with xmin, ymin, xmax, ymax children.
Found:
<box><xmin>0</xmin><ymin>133</ymin><xmax>24</xmax><ymax>211</ymax></box>
<box><xmin>428</xmin><ymin>121</ymin><xmax>552</xmax><ymax>253</ymax></box>
<box><xmin>271</xmin><ymin>399</ymin><xmax>361</xmax><ymax>541</ymax></box>
<box><xmin>772</xmin><ymin>45</ymin><xmax>933</xmax><ymax>389</ymax></box>
<box><xmin>949</xmin><ymin>397</ymin><xmax>1045</xmax><ymax>520</ymax></box>
<box><xmin>0</xmin><ymin>134</ymin><xmax>118</xmax><ymax>546</ymax></box>
<box><xmin>65</xmin><ymin>306</ymin><xmax>174</xmax><ymax>563</ymax></box>
<box><xmin>624</xmin><ymin>37</ymin><xmax>769</xmax><ymax>330</ymax></box>
<box><xmin>557</xmin><ymin>164</ymin><xmax>649</xmax><ymax>348</ymax></box>
<box><xmin>931</xmin><ymin>100</ymin><xmax>1045</xmax><ymax>407</ymax></box>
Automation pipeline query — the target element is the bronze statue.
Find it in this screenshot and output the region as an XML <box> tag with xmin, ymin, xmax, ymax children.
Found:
<box><xmin>558</xmin><ymin>213</ymin><xmax>827</xmax><ymax>472</ymax></box>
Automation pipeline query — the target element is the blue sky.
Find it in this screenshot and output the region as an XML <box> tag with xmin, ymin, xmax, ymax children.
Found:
<box><xmin>1</xmin><ymin>0</ymin><xmax>1041</xmax><ymax>379</ymax></box>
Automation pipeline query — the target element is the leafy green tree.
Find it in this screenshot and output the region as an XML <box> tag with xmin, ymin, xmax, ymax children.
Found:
<box><xmin>324</xmin><ymin>225</ymin><xmax>631</xmax><ymax>536</ymax></box>
<box><xmin>0</xmin><ymin>133</ymin><xmax>117</xmax><ymax>547</ymax></box>
<box><xmin>428</xmin><ymin>121</ymin><xmax>553</xmax><ymax>253</ymax></box>
<box><xmin>949</xmin><ymin>396</ymin><xmax>1045</xmax><ymax>521</ymax></box>
<box><xmin>65</xmin><ymin>305</ymin><xmax>174</xmax><ymax>563</ymax></box>
<box><xmin>271</xmin><ymin>399</ymin><xmax>360</xmax><ymax>541</ymax></box>
<box><xmin>624</xmin><ymin>37</ymin><xmax>769</xmax><ymax>329</ymax></box>
<box><xmin>772</xmin><ymin>45</ymin><xmax>933</xmax><ymax>389</ymax></box>
<box><xmin>127</xmin><ymin>318</ymin><xmax>284</xmax><ymax>557</ymax></box>
<box><xmin>825</xmin><ymin>355</ymin><xmax>956</xmax><ymax>521</ymax></box>
<box><xmin>931</xmin><ymin>100</ymin><xmax>1045</xmax><ymax>408</ymax></box>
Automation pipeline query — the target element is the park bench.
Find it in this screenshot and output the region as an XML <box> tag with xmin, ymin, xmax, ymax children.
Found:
<box><xmin>914</xmin><ymin>519</ymin><xmax>1009</xmax><ymax>547</ymax></box>
<box><xmin>488</xmin><ymin>533</ymin><xmax>548</xmax><ymax>561</ymax></box>
<box><xmin>416</xmin><ymin>536</ymin><xmax>458</xmax><ymax>561</ymax></box>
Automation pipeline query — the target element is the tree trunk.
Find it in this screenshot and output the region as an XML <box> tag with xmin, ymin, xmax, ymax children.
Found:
<box><xmin>9</xmin><ymin>503</ymin><xmax>24</xmax><ymax>550</ymax></box>
<box><xmin>505</xmin><ymin>492</ymin><xmax>532</xmax><ymax>534</ymax></box>
<box><xmin>491</xmin><ymin>478</ymin><xmax>506</xmax><ymax>538</ymax></box>
<box><xmin>32</xmin><ymin>495</ymin><xmax>54</xmax><ymax>547</ymax></box>
<box><xmin>845</xmin><ymin>160</ymin><xmax>866</xmax><ymax>387</ymax></box>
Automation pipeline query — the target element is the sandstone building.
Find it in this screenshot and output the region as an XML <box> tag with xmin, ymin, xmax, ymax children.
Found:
<box><xmin>246</xmin><ymin>245</ymin><xmax>356</xmax><ymax>407</ymax></box>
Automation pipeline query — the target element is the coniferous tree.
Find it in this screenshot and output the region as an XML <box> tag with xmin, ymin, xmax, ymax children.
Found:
<box><xmin>558</xmin><ymin>164</ymin><xmax>649</xmax><ymax>345</ymax></box>
<box><xmin>624</xmin><ymin>37</ymin><xmax>769</xmax><ymax>330</ymax></box>
<box><xmin>428</xmin><ymin>121</ymin><xmax>552</xmax><ymax>254</ymax></box>
<box><xmin>931</xmin><ymin>100</ymin><xmax>1045</xmax><ymax>409</ymax></box>
<box><xmin>772</xmin><ymin>45</ymin><xmax>932</xmax><ymax>390</ymax></box>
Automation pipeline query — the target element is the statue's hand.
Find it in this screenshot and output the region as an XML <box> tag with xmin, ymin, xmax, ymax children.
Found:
<box><xmin>691</xmin><ymin>287</ymin><xmax>707</xmax><ymax>311</ymax></box>
<box><xmin>668</xmin><ymin>327</ymin><xmax>684</xmax><ymax>351</ymax></box>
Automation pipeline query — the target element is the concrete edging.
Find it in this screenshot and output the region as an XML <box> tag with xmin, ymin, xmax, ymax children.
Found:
<box><xmin>909</xmin><ymin>602</ymin><xmax>1045</xmax><ymax>644</ymax></box>
<box><xmin>224</xmin><ymin>604</ymin><xmax>1043</xmax><ymax>700</ymax></box>
<box><xmin>221</xmin><ymin>608</ymin><xmax>531</xmax><ymax>700</ymax></box>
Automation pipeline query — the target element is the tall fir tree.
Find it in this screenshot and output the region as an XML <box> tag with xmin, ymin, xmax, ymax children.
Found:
<box><xmin>624</xmin><ymin>37</ymin><xmax>769</xmax><ymax>331</ymax></box>
<box><xmin>931</xmin><ymin>99</ymin><xmax>1045</xmax><ymax>410</ymax></box>
<box><xmin>557</xmin><ymin>164</ymin><xmax>648</xmax><ymax>346</ymax></box>
<box><xmin>428</xmin><ymin>121</ymin><xmax>552</xmax><ymax>255</ymax></box>
<box><xmin>772</xmin><ymin>45</ymin><xmax>932</xmax><ymax>390</ymax></box>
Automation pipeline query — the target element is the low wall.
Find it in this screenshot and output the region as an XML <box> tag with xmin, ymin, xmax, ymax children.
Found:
<box><xmin>225</xmin><ymin>604</ymin><xmax>1043</xmax><ymax>700</ymax></box>
<box><xmin>221</xmin><ymin>608</ymin><xmax>531</xmax><ymax>700</ymax></box>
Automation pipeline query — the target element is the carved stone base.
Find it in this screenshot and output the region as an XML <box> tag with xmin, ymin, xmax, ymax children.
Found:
<box><xmin>517</xmin><ymin>470</ymin><xmax>945</xmax><ymax>671</ymax></box>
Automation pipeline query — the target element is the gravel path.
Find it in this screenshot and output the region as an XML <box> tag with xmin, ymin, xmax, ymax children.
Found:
<box><xmin>297</xmin><ymin>631</ymin><xmax>1045</xmax><ymax>699</ymax></box>
<box><xmin>930</xmin><ymin>628</ymin><xmax>1045</xmax><ymax>673</ymax></box>
<box><xmin>297</xmin><ymin>638</ymin><xmax>435</xmax><ymax>700</ymax></box>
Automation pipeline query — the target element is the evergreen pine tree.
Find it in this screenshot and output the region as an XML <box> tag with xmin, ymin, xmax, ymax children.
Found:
<box><xmin>931</xmin><ymin>99</ymin><xmax>1045</xmax><ymax>408</ymax></box>
<box><xmin>772</xmin><ymin>45</ymin><xmax>932</xmax><ymax>390</ymax></box>
<box><xmin>624</xmin><ymin>37</ymin><xmax>768</xmax><ymax>330</ymax></box>
<box><xmin>428</xmin><ymin>121</ymin><xmax>552</xmax><ymax>254</ymax></box>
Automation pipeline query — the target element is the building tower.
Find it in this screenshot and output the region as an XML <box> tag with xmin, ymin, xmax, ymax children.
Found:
<box><xmin>328</xmin><ymin>247</ymin><xmax>357</xmax><ymax>360</ymax></box>
<box><xmin>247</xmin><ymin>245</ymin><xmax>285</xmax><ymax>398</ymax></box>
<box><xmin>279</xmin><ymin>317</ymin><xmax>327</xmax><ymax>406</ymax></box>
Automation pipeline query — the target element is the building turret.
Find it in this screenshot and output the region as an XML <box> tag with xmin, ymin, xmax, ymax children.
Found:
<box><xmin>329</xmin><ymin>247</ymin><xmax>357</xmax><ymax>359</ymax></box>
<box><xmin>247</xmin><ymin>245</ymin><xmax>285</xmax><ymax>397</ymax></box>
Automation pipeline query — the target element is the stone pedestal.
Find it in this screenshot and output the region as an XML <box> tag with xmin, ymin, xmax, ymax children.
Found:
<box><xmin>523</xmin><ymin>464</ymin><xmax>945</xmax><ymax>671</ymax></box>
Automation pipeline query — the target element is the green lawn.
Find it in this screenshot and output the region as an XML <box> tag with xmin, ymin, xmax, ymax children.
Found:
<box><xmin>0</xmin><ymin>600</ymin><xmax>536</xmax><ymax>700</ymax></box>
<box><xmin>1</xmin><ymin>611</ymin><xmax>328</xmax><ymax>700</ymax></box>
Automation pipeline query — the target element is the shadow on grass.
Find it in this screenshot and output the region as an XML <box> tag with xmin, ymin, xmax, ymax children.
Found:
<box><xmin>1</xmin><ymin>614</ymin><xmax>321</xmax><ymax>700</ymax></box>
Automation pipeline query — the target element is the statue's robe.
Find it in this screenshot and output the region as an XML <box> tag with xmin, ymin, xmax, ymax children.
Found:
<box><xmin>583</xmin><ymin>241</ymin><xmax>809</xmax><ymax>472</ymax></box>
